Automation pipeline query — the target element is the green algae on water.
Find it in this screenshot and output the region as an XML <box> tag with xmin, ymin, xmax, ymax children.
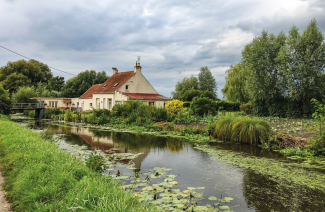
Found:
<box><xmin>194</xmin><ymin>144</ymin><xmax>325</xmax><ymax>192</ymax></box>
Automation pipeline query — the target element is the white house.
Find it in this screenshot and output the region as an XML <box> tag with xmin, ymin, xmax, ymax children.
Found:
<box><xmin>79</xmin><ymin>62</ymin><xmax>170</xmax><ymax>111</ymax></box>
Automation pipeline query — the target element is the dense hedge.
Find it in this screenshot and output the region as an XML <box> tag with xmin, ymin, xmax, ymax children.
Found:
<box><xmin>215</xmin><ymin>100</ymin><xmax>240</xmax><ymax>112</ymax></box>
<box><xmin>252</xmin><ymin>98</ymin><xmax>317</xmax><ymax>118</ymax></box>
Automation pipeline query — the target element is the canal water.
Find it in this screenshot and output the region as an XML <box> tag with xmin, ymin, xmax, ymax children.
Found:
<box><xmin>13</xmin><ymin>118</ymin><xmax>325</xmax><ymax>212</ymax></box>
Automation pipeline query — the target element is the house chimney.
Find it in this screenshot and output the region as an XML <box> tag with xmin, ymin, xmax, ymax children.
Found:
<box><xmin>134</xmin><ymin>63</ymin><xmax>141</xmax><ymax>74</ymax></box>
<box><xmin>112</xmin><ymin>67</ymin><xmax>118</xmax><ymax>75</ymax></box>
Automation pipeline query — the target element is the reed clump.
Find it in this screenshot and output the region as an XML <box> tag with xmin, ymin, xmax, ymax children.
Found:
<box><xmin>214</xmin><ymin>116</ymin><xmax>272</xmax><ymax>144</ymax></box>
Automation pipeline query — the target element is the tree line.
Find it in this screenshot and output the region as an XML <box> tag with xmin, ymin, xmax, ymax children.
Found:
<box><xmin>171</xmin><ymin>66</ymin><xmax>218</xmax><ymax>101</ymax></box>
<box><xmin>222</xmin><ymin>19</ymin><xmax>325</xmax><ymax>117</ymax></box>
<box><xmin>0</xmin><ymin>59</ymin><xmax>109</xmax><ymax>106</ymax></box>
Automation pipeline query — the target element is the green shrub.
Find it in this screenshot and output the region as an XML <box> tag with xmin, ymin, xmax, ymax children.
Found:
<box><xmin>98</xmin><ymin>113</ymin><xmax>109</xmax><ymax>125</ymax></box>
<box><xmin>214</xmin><ymin>116</ymin><xmax>272</xmax><ymax>144</ymax></box>
<box><xmin>231</xmin><ymin>116</ymin><xmax>272</xmax><ymax>144</ymax></box>
<box><xmin>93</xmin><ymin>109</ymin><xmax>110</xmax><ymax>117</ymax></box>
<box><xmin>87</xmin><ymin>113</ymin><xmax>98</xmax><ymax>124</ymax></box>
<box><xmin>191</xmin><ymin>97</ymin><xmax>217</xmax><ymax>116</ymax></box>
<box><xmin>85</xmin><ymin>153</ymin><xmax>107</xmax><ymax>173</ymax></box>
<box><xmin>64</xmin><ymin>109</ymin><xmax>73</xmax><ymax>122</ymax></box>
<box><xmin>0</xmin><ymin>83</ymin><xmax>12</xmax><ymax>114</ymax></box>
<box><xmin>28</xmin><ymin>110</ymin><xmax>35</xmax><ymax>117</ymax></box>
<box><xmin>214</xmin><ymin>116</ymin><xmax>236</xmax><ymax>141</ymax></box>
<box><xmin>240</xmin><ymin>102</ymin><xmax>253</xmax><ymax>115</ymax></box>
<box><xmin>216</xmin><ymin>100</ymin><xmax>240</xmax><ymax>112</ymax></box>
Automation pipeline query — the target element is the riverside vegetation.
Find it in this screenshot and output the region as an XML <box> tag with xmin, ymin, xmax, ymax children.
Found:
<box><xmin>22</xmin><ymin>97</ymin><xmax>325</xmax><ymax>159</ymax></box>
<box><xmin>0</xmin><ymin>114</ymin><xmax>158</xmax><ymax>211</ymax></box>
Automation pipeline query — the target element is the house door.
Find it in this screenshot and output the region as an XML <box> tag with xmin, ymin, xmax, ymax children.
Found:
<box><xmin>96</xmin><ymin>98</ymin><xmax>100</xmax><ymax>109</ymax></box>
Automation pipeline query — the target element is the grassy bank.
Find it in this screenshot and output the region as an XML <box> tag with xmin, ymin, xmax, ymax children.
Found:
<box><xmin>0</xmin><ymin>114</ymin><xmax>157</xmax><ymax>212</ymax></box>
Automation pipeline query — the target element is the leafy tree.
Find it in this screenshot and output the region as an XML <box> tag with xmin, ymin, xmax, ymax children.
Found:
<box><xmin>0</xmin><ymin>59</ymin><xmax>53</xmax><ymax>93</ymax></box>
<box><xmin>201</xmin><ymin>90</ymin><xmax>217</xmax><ymax>100</ymax></box>
<box><xmin>222</xmin><ymin>63</ymin><xmax>249</xmax><ymax>103</ymax></box>
<box><xmin>171</xmin><ymin>75</ymin><xmax>198</xmax><ymax>99</ymax></box>
<box><xmin>277</xmin><ymin>19</ymin><xmax>325</xmax><ymax>114</ymax></box>
<box><xmin>49</xmin><ymin>76</ymin><xmax>65</xmax><ymax>92</ymax></box>
<box><xmin>0</xmin><ymin>83</ymin><xmax>11</xmax><ymax>114</ymax></box>
<box><xmin>198</xmin><ymin>66</ymin><xmax>217</xmax><ymax>97</ymax></box>
<box><xmin>62</xmin><ymin>70</ymin><xmax>109</xmax><ymax>97</ymax></box>
<box><xmin>190</xmin><ymin>97</ymin><xmax>217</xmax><ymax>116</ymax></box>
<box><xmin>182</xmin><ymin>90</ymin><xmax>203</xmax><ymax>102</ymax></box>
<box><xmin>11</xmin><ymin>83</ymin><xmax>62</xmax><ymax>103</ymax></box>
<box><xmin>166</xmin><ymin>99</ymin><xmax>184</xmax><ymax>117</ymax></box>
<box><xmin>12</xmin><ymin>86</ymin><xmax>39</xmax><ymax>103</ymax></box>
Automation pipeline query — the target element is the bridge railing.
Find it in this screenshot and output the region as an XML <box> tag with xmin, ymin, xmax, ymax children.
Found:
<box><xmin>12</xmin><ymin>103</ymin><xmax>45</xmax><ymax>109</ymax></box>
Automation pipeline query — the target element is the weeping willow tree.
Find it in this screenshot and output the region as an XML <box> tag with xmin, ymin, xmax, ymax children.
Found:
<box><xmin>221</xmin><ymin>63</ymin><xmax>249</xmax><ymax>103</ymax></box>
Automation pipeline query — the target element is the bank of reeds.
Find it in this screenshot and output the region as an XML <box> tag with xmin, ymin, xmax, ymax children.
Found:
<box><xmin>214</xmin><ymin>116</ymin><xmax>272</xmax><ymax>144</ymax></box>
<box><xmin>0</xmin><ymin>115</ymin><xmax>157</xmax><ymax>212</ymax></box>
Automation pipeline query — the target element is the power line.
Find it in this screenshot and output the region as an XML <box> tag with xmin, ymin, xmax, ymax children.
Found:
<box><xmin>0</xmin><ymin>45</ymin><xmax>76</xmax><ymax>76</ymax></box>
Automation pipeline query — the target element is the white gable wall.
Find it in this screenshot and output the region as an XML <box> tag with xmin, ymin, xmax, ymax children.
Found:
<box><xmin>117</xmin><ymin>72</ymin><xmax>158</xmax><ymax>94</ymax></box>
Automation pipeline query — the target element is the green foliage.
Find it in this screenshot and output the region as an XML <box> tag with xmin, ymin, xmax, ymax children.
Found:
<box><xmin>64</xmin><ymin>109</ymin><xmax>73</xmax><ymax>122</ymax></box>
<box><xmin>198</xmin><ymin>66</ymin><xmax>217</xmax><ymax>97</ymax></box>
<box><xmin>221</xmin><ymin>63</ymin><xmax>249</xmax><ymax>103</ymax></box>
<box><xmin>216</xmin><ymin>100</ymin><xmax>240</xmax><ymax>112</ymax></box>
<box><xmin>85</xmin><ymin>153</ymin><xmax>107</xmax><ymax>173</ymax></box>
<box><xmin>61</xmin><ymin>70</ymin><xmax>109</xmax><ymax>98</ymax></box>
<box><xmin>277</xmin><ymin>19</ymin><xmax>325</xmax><ymax>114</ymax></box>
<box><xmin>240</xmin><ymin>102</ymin><xmax>253</xmax><ymax>115</ymax></box>
<box><xmin>190</xmin><ymin>97</ymin><xmax>217</xmax><ymax>116</ymax></box>
<box><xmin>39</xmin><ymin>127</ymin><xmax>54</xmax><ymax>140</ymax></box>
<box><xmin>200</xmin><ymin>90</ymin><xmax>216</xmax><ymax>100</ymax></box>
<box><xmin>93</xmin><ymin>109</ymin><xmax>110</xmax><ymax>117</ymax></box>
<box><xmin>171</xmin><ymin>75</ymin><xmax>199</xmax><ymax>99</ymax></box>
<box><xmin>306</xmin><ymin>99</ymin><xmax>325</xmax><ymax>156</ymax></box>
<box><xmin>48</xmin><ymin>76</ymin><xmax>65</xmax><ymax>92</ymax></box>
<box><xmin>11</xmin><ymin>86</ymin><xmax>38</xmax><ymax>103</ymax></box>
<box><xmin>280</xmin><ymin>147</ymin><xmax>313</xmax><ymax>157</ymax></box>
<box><xmin>0</xmin><ymin>59</ymin><xmax>53</xmax><ymax>94</ymax></box>
<box><xmin>0</xmin><ymin>118</ymin><xmax>156</xmax><ymax>211</ymax></box>
<box><xmin>238</xmin><ymin>19</ymin><xmax>325</xmax><ymax>117</ymax></box>
<box><xmin>0</xmin><ymin>83</ymin><xmax>12</xmax><ymax>114</ymax></box>
<box><xmin>214</xmin><ymin>116</ymin><xmax>272</xmax><ymax>144</ymax></box>
<box><xmin>98</xmin><ymin>113</ymin><xmax>109</xmax><ymax>125</ymax></box>
<box><xmin>166</xmin><ymin>99</ymin><xmax>184</xmax><ymax>118</ymax></box>
<box><xmin>182</xmin><ymin>90</ymin><xmax>203</xmax><ymax>101</ymax></box>
<box><xmin>231</xmin><ymin>116</ymin><xmax>272</xmax><ymax>144</ymax></box>
<box><xmin>12</xmin><ymin>83</ymin><xmax>62</xmax><ymax>103</ymax></box>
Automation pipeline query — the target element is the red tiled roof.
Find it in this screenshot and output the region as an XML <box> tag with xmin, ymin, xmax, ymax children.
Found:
<box><xmin>122</xmin><ymin>93</ymin><xmax>169</xmax><ymax>100</ymax></box>
<box><xmin>79</xmin><ymin>71</ymin><xmax>135</xmax><ymax>98</ymax></box>
<box><xmin>79</xmin><ymin>84</ymin><xmax>103</xmax><ymax>98</ymax></box>
<box><xmin>98</xmin><ymin>71</ymin><xmax>134</xmax><ymax>93</ymax></box>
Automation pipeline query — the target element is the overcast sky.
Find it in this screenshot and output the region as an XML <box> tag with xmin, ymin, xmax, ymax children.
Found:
<box><xmin>1</xmin><ymin>0</ymin><xmax>325</xmax><ymax>98</ymax></box>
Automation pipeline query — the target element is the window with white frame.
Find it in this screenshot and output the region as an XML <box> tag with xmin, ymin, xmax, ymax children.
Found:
<box><xmin>49</xmin><ymin>101</ymin><xmax>58</xmax><ymax>107</ymax></box>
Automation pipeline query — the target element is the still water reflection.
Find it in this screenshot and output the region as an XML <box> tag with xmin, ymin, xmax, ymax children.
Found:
<box><xmin>15</xmin><ymin>119</ymin><xmax>325</xmax><ymax>212</ymax></box>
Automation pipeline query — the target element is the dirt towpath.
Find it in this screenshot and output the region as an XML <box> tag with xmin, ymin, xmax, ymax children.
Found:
<box><xmin>0</xmin><ymin>165</ymin><xmax>11</xmax><ymax>212</ymax></box>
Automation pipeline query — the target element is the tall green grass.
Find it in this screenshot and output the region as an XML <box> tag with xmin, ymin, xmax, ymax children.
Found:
<box><xmin>0</xmin><ymin>115</ymin><xmax>157</xmax><ymax>211</ymax></box>
<box><xmin>214</xmin><ymin>116</ymin><xmax>272</xmax><ymax>144</ymax></box>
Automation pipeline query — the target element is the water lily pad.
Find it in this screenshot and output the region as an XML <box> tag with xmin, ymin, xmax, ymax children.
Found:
<box><xmin>183</xmin><ymin>190</ymin><xmax>193</xmax><ymax>194</ymax></box>
<box><xmin>168</xmin><ymin>181</ymin><xmax>178</xmax><ymax>185</ymax></box>
<box><xmin>219</xmin><ymin>206</ymin><xmax>229</xmax><ymax>209</ymax></box>
<box><xmin>208</xmin><ymin>196</ymin><xmax>217</xmax><ymax>201</ymax></box>
<box><xmin>224</xmin><ymin>197</ymin><xmax>234</xmax><ymax>201</ymax></box>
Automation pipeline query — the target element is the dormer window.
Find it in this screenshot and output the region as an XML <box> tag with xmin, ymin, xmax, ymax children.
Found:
<box><xmin>125</xmin><ymin>85</ymin><xmax>129</xmax><ymax>90</ymax></box>
<box><xmin>103</xmin><ymin>84</ymin><xmax>108</xmax><ymax>88</ymax></box>
<box><xmin>113</xmin><ymin>83</ymin><xmax>119</xmax><ymax>87</ymax></box>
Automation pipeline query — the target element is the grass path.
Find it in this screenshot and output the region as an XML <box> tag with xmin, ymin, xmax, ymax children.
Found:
<box><xmin>0</xmin><ymin>165</ymin><xmax>11</xmax><ymax>212</ymax></box>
